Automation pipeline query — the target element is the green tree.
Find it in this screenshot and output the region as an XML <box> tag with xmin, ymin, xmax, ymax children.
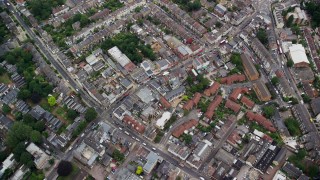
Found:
<box><xmin>18</xmin><ymin>89</ymin><xmax>31</xmax><ymax>100</ymax></box>
<box><xmin>20</xmin><ymin>152</ymin><xmax>34</xmax><ymax>168</ymax></box>
<box><xmin>30</xmin><ymin>130</ymin><xmax>42</xmax><ymax>143</ymax></box>
<box><xmin>2</xmin><ymin>104</ymin><xmax>11</xmax><ymax>115</ymax></box>
<box><xmin>262</xmin><ymin>105</ymin><xmax>276</xmax><ymax>118</ymax></box>
<box><xmin>287</xmin><ymin>59</ymin><xmax>294</xmax><ymax>67</ymax></box>
<box><xmin>286</xmin><ymin>15</ymin><xmax>294</xmax><ymax>27</ymax></box>
<box><xmin>0</xmin><ymin>66</ymin><xmax>6</xmax><ymax>75</ymax></box>
<box><xmin>34</xmin><ymin>121</ymin><xmax>46</xmax><ymax>132</ymax></box>
<box><xmin>67</xmin><ymin>109</ymin><xmax>78</xmax><ymax>121</ymax></box>
<box><xmin>48</xmin><ymin>96</ymin><xmax>56</xmax><ymax>106</ymax></box>
<box><xmin>284</xmin><ymin>117</ymin><xmax>301</xmax><ymax>136</ymax></box>
<box><xmin>183</xmin><ymin>134</ymin><xmax>193</xmax><ymax>144</ymax></box>
<box><xmin>112</xmin><ymin>149</ymin><xmax>125</xmax><ymax>162</ymax></box>
<box><xmin>257</xmin><ymin>28</ymin><xmax>268</xmax><ymax>45</ymax></box>
<box><xmin>85</xmin><ymin>108</ymin><xmax>98</xmax><ymax>122</ymax></box>
<box><xmin>301</xmin><ymin>94</ymin><xmax>311</xmax><ymax>103</ymax></box>
<box><xmin>271</xmin><ymin>77</ymin><xmax>279</xmax><ymax>85</ymax></box>
<box><xmin>49</xmin><ymin>158</ymin><xmax>55</xmax><ymax>165</ymax></box>
<box><xmin>136</xmin><ymin>166</ymin><xmax>143</xmax><ymax>175</ymax></box>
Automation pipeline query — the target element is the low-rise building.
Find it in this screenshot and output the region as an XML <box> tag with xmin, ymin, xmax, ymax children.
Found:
<box><xmin>26</xmin><ymin>143</ymin><xmax>50</xmax><ymax>169</ymax></box>
<box><xmin>288</xmin><ymin>44</ymin><xmax>309</xmax><ymax>68</ymax></box>
<box><xmin>241</xmin><ymin>53</ymin><xmax>259</xmax><ymax>81</ymax></box>
<box><xmin>172</xmin><ymin>119</ymin><xmax>198</xmax><ymax>138</ymax></box>
<box><xmin>143</xmin><ymin>151</ymin><xmax>163</xmax><ymax>174</ymax></box>
<box><xmin>168</xmin><ymin>143</ymin><xmax>191</xmax><ymax>161</ymax></box>
<box><xmin>252</xmin><ymin>80</ymin><xmax>271</xmax><ymax>102</ymax></box>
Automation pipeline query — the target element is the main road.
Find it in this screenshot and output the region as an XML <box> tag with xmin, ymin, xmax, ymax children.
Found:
<box><xmin>5</xmin><ymin>2</ymin><xmax>103</xmax><ymax>113</ymax></box>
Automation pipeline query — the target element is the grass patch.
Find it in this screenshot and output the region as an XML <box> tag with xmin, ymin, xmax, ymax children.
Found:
<box><xmin>0</xmin><ymin>73</ymin><xmax>12</xmax><ymax>84</ymax></box>
<box><xmin>57</xmin><ymin>164</ymin><xmax>80</xmax><ymax>180</ymax></box>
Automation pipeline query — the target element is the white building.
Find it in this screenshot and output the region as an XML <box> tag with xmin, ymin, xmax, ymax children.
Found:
<box><xmin>107</xmin><ymin>46</ymin><xmax>131</xmax><ymax>68</ymax></box>
<box><xmin>288</xmin><ymin>44</ymin><xmax>309</xmax><ymax>67</ymax></box>
<box><xmin>0</xmin><ymin>154</ymin><xmax>16</xmax><ymax>178</ymax></box>
<box><xmin>26</xmin><ymin>143</ymin><xmax>50</xmax><ymax>169</ymax></box>
<box><xmin>156</xmin><ymin>111</ymin><xmax>172</xmax><ymax>129</ymax></box>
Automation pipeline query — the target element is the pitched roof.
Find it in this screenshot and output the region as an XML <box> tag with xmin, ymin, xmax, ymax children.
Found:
<box><xmin>123</xmin><ymin>115</ymin><xmax>145</xmax><ymax>134</ymax></box>
<box><xmin>240</xmin><ymin>96</ymin><xmax>255</xmax><ymax>109</ymax></box>
<box><xmin>204</xmin><ymin>82</ymin><xmax>220</xmax><ymax>96</ymax></box>
<box><xmin>311</xmin><ymin>97</ymin><xmax>320</xmax><ymax>115</ymax></box>
<box><xmin>225</xmin><ymin>99</ymin><xmax>241</xmax><ymax>113</ymax></box>
<box><xmin>172</xmin><ymin>119</ymin><xmax>198</xmax><ymax>138</ymax></box>
<box><xmin>205</xmin><ymin>95</ymin><xmax>223</xmax><ymax>119</ymax></box>
<box><xmin>221</xmin><ymin>74</ymin><xmax>246</xmax><ymax>85</ymax></box>
<box><xmin>192</xmin><ymin>92</ymin><xmax>202</xmax><ymax>105</ymax></box>
<box><xmin>229</xmin><ymin>87</ymin><xmax>249</xmax><ymax>101</ymax></box>
<box><xmin>183</xmin><ymin>100</ymin><xmax>194</xmax><ymax>111</ymax></box>
<box><xmin>160</xmin><ymin>96</ymin><xmax>171</xmax><ymax>109</ymax></box>
<box><xmin>246</xmin><ymin>111</ymin><xmax>276</xmax><ymax>132</ymax></box>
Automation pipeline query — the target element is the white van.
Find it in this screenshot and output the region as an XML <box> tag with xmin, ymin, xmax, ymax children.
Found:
<box><xmin>124</xmin><ymin>131</ymin><xmax>129</xmax><ymax>135</ymax></box>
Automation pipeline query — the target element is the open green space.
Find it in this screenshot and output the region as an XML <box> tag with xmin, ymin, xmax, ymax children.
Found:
<box><xmin>0</xmin><ymin>73</ymin><xmax>12</xmax><ymax>84</ymax></box>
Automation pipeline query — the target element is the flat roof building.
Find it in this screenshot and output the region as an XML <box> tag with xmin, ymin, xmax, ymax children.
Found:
<box><xmin>289</xmin><ymin>44</ymin><xmax>309</xmax><ymax>68</ymax></box>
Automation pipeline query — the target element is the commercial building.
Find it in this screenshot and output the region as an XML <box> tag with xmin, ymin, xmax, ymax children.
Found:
<box><xmin>288</xmin><ymin>44</ymin><xmax>309</xmax><ymax>68</ymax></box>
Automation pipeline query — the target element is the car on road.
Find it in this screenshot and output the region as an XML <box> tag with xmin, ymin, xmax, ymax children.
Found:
<box><xmin>142</xmin><ymin>143</ymin><xmax>147</xmax><ymax>146</ymax></box>
<box><xmin>124</xmin><ymin>131</ymin><xmax>129</xmax><ymax>135</ymax></box>
<box><xmin>118</xmin><ymin>127</ymin><xmax>122</xmax><ymax>131</ymax></box>
<box><xmin>152</xmin><ymin>147</ymin><xmax>156</xmax><ymax>151</ymax></box>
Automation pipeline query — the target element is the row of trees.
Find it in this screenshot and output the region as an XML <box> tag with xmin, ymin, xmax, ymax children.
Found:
<box><xmin>3</xmin><ymin>48</ymin><xmax>53</xmax><ymax>104</ymax></box>
<box><xmin>101</xmin><ymin>33</ymin><xmax>156</xmax><ymax>64</ymax></box>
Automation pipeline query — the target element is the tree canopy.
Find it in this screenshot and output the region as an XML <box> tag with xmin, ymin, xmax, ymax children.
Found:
<box><xmin>2</xmin><ymin>104</ymin><xmax>11</xmax><ymax>115</ymax></box>
<box><xmin>84</xmin><ymin>108</ymin><xmax>98</xmax><ymax>122</ymax></box>
<box><xmin>262</xmin><ymin>105</ymin><xmax>276</xmax><ymax>119</ymax></box>
<box><xmin>112</xmin><ymin>149</ymin><xmax>125</xmax><ymax>162</ymax></box>
<box><xmin>136</xmin><ymin>166</ymin><xmax>143</xmax><ymax>175</ymax></box>
<box><xmin>257</xmin><ymin>28</ymin><xmax>268</xmax><ymax>46</ymax></box>
<box><xmin>284</xmin><ymin>117</ymin><xmax>301</xmax><ymax>137</ymax></box>
<box><xmin>27</xmin><ymin>0</ymin><xmax>65</xmax><ymax>21</ymax></box>
<box><xmin>57</xmin><ymin>161</ymin><xmax>73</xmax><ymax>176</ymax></box>
<box><xmin>101</xmin><ymin>33</ymin><xmax>156</xmax><ymax>64</ymax></box>
<box><xmin>48</xmin><ymin>96</ymin><xmax>56</xmax><ymax>106</ymax></box>
<box><xmin>305</xmin><ymin>2</ymin><xmax>320</xmax><ymax>28</ymax></box>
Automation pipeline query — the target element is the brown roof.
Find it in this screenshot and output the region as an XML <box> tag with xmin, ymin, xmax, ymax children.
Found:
<box><xmin>246</xmin><ymin>111</ymin><xmax>276</xmax><ymax>132</ymax></box>
<box><xmin>240</xmin><ymin>96</ymin><xmax>255</xmax><ymax>109</ymax></box>
<box><xmin>253</xmin><ymin>80</ymin><xmax>271</xmax><ymax>102</ymax></box>
<box><xmin>183</xmin><ymin>100</ymin><xmax>194</xmax><ymax>111</ymax></box>
<box><xmin>275</xmin><ymin>70</ymin><xmax>285</xmax><ymax>78</ymax></box>
<box><xmin>160</xmin><ymin>96</ymin><xmax>171</xmax><ymax>109</ymax></box>
<box><xmin>205</xmin><ymin>95</ymin><xmax>223</xmax><ymax>119</ymax></box>
<box><xmin>225</xmin><ymin>99</ymin><xmax>241</xmax><ymax>113</ymax></box>
<box><xmin>193</xmin><ymin>92</ymin><xmax>202</xmax><ymax>105</ymax></box>
<box><xmin>241</xmin><ymin>53</ymin><xmax>259</xmax><ymax>80</ymax></box>
<box><xmin>204</xmin><ymin>82</ymin><xmax>220</xmax><ymax>96</ymax></box>
<box><xmin>172</xmin><ymin>119</ymin><xmax>198</xmax><ymax>138</ymax></box>
<box><xmin>221</xmin><ymin>74</ymin><xmax>246</xmax><ymax>85</ymax></box>
<box><xmin>229</xmin><ymin>87</ymin><xmax>249</xmax><ymax>101</ymax></box>
<box><xmin>123</xmin><ymin>115</ymin><xmax>145</xmax><ymax>134</ymax></box>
